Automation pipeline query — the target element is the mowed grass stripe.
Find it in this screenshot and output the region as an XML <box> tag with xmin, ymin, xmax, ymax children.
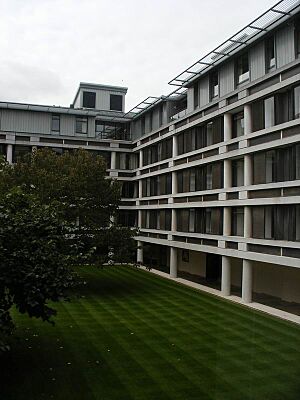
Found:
<box><xmin>1</xmin><ymin>265</ymin><xmax>300</xmax><ymax>400</ymax></box>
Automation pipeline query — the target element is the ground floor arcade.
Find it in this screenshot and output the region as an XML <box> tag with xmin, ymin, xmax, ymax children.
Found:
<box><xmin>137</xmin><ymin>242</ymin><xmax>300</xmax><ymax>316</ymax></box>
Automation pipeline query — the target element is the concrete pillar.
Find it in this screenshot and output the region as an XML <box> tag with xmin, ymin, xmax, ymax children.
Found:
<box><xmin>172</xmin><ymin>171</ymin><xmax>178</xmax><ymax>195</ymax></box>
<box><xmin>138</xmin><ymin>210</ymin><xmax>142</xmax><ymax>229</ymax></box>
<box><xmin>137</xmin><ymin>241</ymin><xmax>143</xmax><ymax>264</ymax></box>
<box><xmin>224</xmin><ymin>113</ymin><xmax>232</xmax><ymax>142</ymax></box>
<box><xmin>221</xmin><ymin>256</ymin><xmax>231</xmax><ymax>296</ymax></box>
<box><xmin>244</xmin><ymin>104</ymin><xmax>252</xmax><ymax>135</ymax></box>
<box><xmin>171</xmin><ymin>208</ymin><xmax>177</xmax><ymax>232</ymax></box>
<box><xmin>172</xmin><ymin>135</ymin><xmax>178</xmax><ymax>158</ymax></box>
<box><xmin>170</xmin><ymin>246</ymin><xmax>178</xmax><ymax>278</ymax></box>
<box><xmin>139</xmin><ymin>150</ymin><xmax>143</xmax><ymax>168</ymax></box>
<box><xmin>242</xmin><ymin>259</ymin><xmax>253</xmax><ymax>303</ymax></box>
<box><xmin>244</xmin><ymin>206</ymin><xmax>252</xmax><ymax>238</ymax></box>
<box><xmin>138</xmin><ymin>180</ymin><xmax>143</xmax><ymax>199</ymax></box>
<box><xmin>110</xmin><ymin>151</ymin><xmax>117</xmax><ymax>170</ymax></box>
<box><xmin>223</xmin><ymin>207</ymin><xmax>231</xmax><ymax>236</ymax></box>
<box><xmin>224</xmin><ymin>159</ymin><xmax>232</xmax><ymax>189</ymax></box>
<box><xmin>6</xmin><ymin>144</ymin><xmax>13</xmax><ymax>164</ymax></box>
<box><xmin>244</xmin><ymin>154</ymin><xmax>253</xmax><ymax>187</ymax></box>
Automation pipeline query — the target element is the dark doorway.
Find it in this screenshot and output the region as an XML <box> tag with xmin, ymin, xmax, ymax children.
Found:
<box><xmin>206</xmin><ymin>253</ymin><xmax>221</xmax><ymax>282</ymax></box>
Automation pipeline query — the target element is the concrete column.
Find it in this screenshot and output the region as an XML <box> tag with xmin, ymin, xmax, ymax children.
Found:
<box><xmin>138</xmin><ymin>210</ymin><xmax>142</xmax><ymax>229</ymax></box>
<box><xmin>172</xmin><ymin>171</ymin><xmax>178</xmax><ymax>195</ymax></box>
<box><xmin>110</xmin><ymin>151</ymin><xmax>116</xmax><ymax>170</ymax></box>
<box><xmin>223</xmin><ymin>207</ymin><xmax>231</xmax><ymax>236</ymax></box>
<box><xmin>221</xmin><ymin>256</ymin><xmax>231</xmax><ymax>296</ymax></box>
<box><xmin>224</xmin><ymin>159</ymin><xmax>232</xmax><ymax>189</ymax></box>
<box><xmin>242</xmin><ymin>259</ymin><xmax>253</xmax><ymax>303</ymax></box>
<box><xmin>244</xmin><ymin>104</ymin><xmax>252</xmax><ymax>135</ymax></box>
<box><xmin>6</xmin><ymin>144</ymin><xmax>13</xmax><ymax>164</ymax></box>
<box><xmin>244</xmin><ymin>206</ymin><xmax>252</xmax><ymax>238</ymax></box>
<box><xmin>224</xmin><ymin>113</ymin><xmax>232</xmax><ymax>142</ymax></box>
<box><xmin>137</xmin><ymin>241</ymin><xmax>143</xmax><ymax>264</ymax></box>
<box><xmin>138</xmin><ymin>180</ymin><xmax>143</xmax><ymax>199</ymax></box>
<box><xmin>244</xmin><ymin>154</ymin><xmax>253</xmax><ymax>187</ymax></box>
<box><xmin>171</xmin><ymin>208</ymin><xmax>177</xmax><ymax>232</ymax></box>
<box><xmin>172</xmin><ymin>135</ymin><xmax>178</xmax><ymax>158</ymax></box>
<box><xmin>139</xmin><ymin>150</ymin><xmax>143</xmax><ymax>168</ymax></box>
<box><xmin>170</xmin><ymin>246</ymin><xmax>178</xmax><ymax>278</ymax></box>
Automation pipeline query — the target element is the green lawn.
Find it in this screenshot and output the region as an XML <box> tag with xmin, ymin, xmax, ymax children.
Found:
<box><xmin>1</xmin><ymin>266</ymin><xmax>300</xmax><ymax>400</ymax></box>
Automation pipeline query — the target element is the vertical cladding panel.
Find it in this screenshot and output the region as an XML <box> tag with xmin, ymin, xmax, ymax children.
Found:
<box><xmin>60</xmin><ymin>114</ymin><xmax>75</xmax><ymax>136</ymax></box>
<box><xmin>199</xmin><ymin>76</ymin><xmax>209</xmax><ymax>107</ymax></box>
<box><xmin>152</xmin><ymin>107</ymin><xmax>160</xmax><ymax>130</ymax></box>
<box><xmin>187</xmin><ymin>87</ymin><xmax>194</xmax><ymax>112</ymax></box>
<box><xmin>249</xmin><ymin>41</ymin><xmax>265</xmax><ymax>81</ymax></box>
<box><xmin>162</xmin><ymin>102</ymin><xmax>168</xmax><ymax>125</ymax></box>
<box><xmin>145</xmin><ymin>113</ymin><xmax>151</xmax><ymax>133</ymax></box>
<box><xmin>219</xmin><ymin>61</ymin><xmax>235</xmax><ymax>97</ymax></box>
<box><xmin>276</xmin><ymin>25</ymin><xmax>295</xmax><ymax>68</ymax></box>
<box><xmin>131</xmin><ymin>119</ymin><xmax>142</xmax><ymax>140</ymax></box>
<box><xmin>87</xmin><ymin>116</ymin><xmax>95</xmax><ymax>138</ymax></box>
<box><xmin>0</xmin><ymin>110</ymin><xmax>51</xmax><ymax>134</ymax></box>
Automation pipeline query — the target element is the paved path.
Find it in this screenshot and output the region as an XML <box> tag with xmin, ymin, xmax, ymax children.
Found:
<box><xmin>141</xmin><ymin>266</ymin><xmax>300</xmax><ymax>326</ymax></box>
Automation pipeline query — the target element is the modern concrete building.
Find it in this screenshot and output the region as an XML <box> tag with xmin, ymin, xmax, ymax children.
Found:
<box><xmin>0</xmin><ymin>0</ymin><xmax>300</xmax><ymax>312</ymax></box>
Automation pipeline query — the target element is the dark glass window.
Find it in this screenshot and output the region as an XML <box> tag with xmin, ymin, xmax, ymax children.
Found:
<box><xmin>231</xmin><ymin>207</ymin><xmax>244</xmax><ymax>236</ymax></box>
<box><xmin>82</xmin><ymin>91</ymin><xmax>96</xmax><ymax>108</ymax></box>
<box><xmin>75</xmin><ymin>116</ymin><xmax>88</xmax><ymax>134</ymax></box>
<box><xmin>232</xmin><ymin>159</ymin><xmax>244</xmax><ymax>187</ymax></box>
<box><xmin>51</xmin><ymin>114</ymin><xmax>60</xmax><ymax>132</ymax></box>
<box><xmin>95</xmin><ymin>120</ymin><xmax>130</xmax><ymax>140</ymax></box>
<box><xmin>232</xmin><ymin>112</ymin><xmax>244</xmax><ymax>138</ymax></box>
<box><xmin>210</xmin><ymin>71</ymin><xmax>219</xmax><ymax>99</ymax></box>
<box><xmin>110</xmin><ymin>94</ymin><xmax>123</xmax><ymax>111</ymax></box>
<box><xmin>194</xmin><ymin>83</ymin><xmax>199</xmax><ymax>108</ymax></box>
<box><xmin>236</xmin><ymin>53</ymin><xmax>249</xmax><ymax>84</ymax></box>
<box><xmin>13</xmin><ymin>145</ymin><xmax>32</xmax><ymax>163</ymax></box>
<box><xmin>265</xmin><ymin>36</ymin><xmax>276</xmax><ymax>71</ymax></box>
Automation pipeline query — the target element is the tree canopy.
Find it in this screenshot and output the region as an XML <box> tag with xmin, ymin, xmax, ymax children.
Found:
<box><xmin>0</xmin><ymin>148</ymin><xmax>137</xmax><ymax>350</ymax></box>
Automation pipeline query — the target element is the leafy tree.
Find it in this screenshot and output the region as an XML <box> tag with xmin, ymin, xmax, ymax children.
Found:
<box><xmin>0</xmin><ymin>149</ymin><xmax>137</xmax><ymax>349</ymax></box>
<box><xmin>0</xmin><ymin>188</ymin><xmax>80</xmax><ymax>351</ymax></box>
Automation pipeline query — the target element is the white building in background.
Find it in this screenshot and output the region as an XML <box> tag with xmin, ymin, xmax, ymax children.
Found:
<box><xmin>0</xmin><ymin>0</ymin><xmax>300</xmax><ymax>312</ymax></box>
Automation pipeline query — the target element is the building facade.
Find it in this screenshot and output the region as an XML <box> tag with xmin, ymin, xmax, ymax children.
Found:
<box><xmin>0</xmin><ymin>1</ymin><xmax>300</xmax><ymax>311</ymax></box>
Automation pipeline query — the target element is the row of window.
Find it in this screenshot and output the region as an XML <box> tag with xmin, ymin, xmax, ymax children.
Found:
<box><xmin>177</xmin><ymin>162</ymin><xmax>223</xmax><ymax>192</ymax></box>
<box><xmin>51</xmin><ymin>114</ymin><xmax>88</xmax><ymax>134</ymax></box>
<box><xmin>140</xmin><ymin>205</ymin><xmax>300</xmax><ymax>242</ymax></box>
<box><xmin>142</xmin><ymin>138</ymin><xmax>172</xmax><ymax>166</ymax></box>
<box><xmin>142</xmin><ymin>173</ymin><xmax>172</xmax><ymax>197</ymax></box>
<box><xmin>82</xmin><ymin>91</ymin><xmax>123</xmax><ymax>112</ymax></box>
<box><xmin>194</xmin><ymin>29</ymin><xmax>294</xmax><ymax>105</ymax></box>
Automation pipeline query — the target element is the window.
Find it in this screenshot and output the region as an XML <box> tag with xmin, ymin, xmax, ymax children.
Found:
<box><xmin>264</xmin><ymin>97</ymin><xmax>275</xmax><ymax>128</ymax></box>
<box><xmin>232</xmin><ymin>159</ymin><xmax>244</xmax><ymax>187</ymax></box>
<box><xmin>265</xmin><ymin>36</ymin><xmax>276</xmax><ymax>71</ymax></box>
<box><xmin>82</xmin><ymin>91</ymin><xmax>96</xmax><ymax>108</ymax></box>
<box><xmin>210</xmin><ymin>71</ymin><xmax>219</xmax><ymax>99</ymax></box>
<box><xmin>75</xmin><ymin>116</ymin><xmax>88</xmax><ymax>134</ymax></box>
<box><xmin>194</xmin><ymin>83</ymin><xmax>199</xmax><ymax>108</ymax></box>
<box><xmin>236</xmin><ymin>53</ymin><xmax>249</xmax><ymax>84</ymax></box>
<box><xmin>51</xmin><ymin>114</ymin><xmax>60</xmax><ymax>132</ymax></box>
<box><xmin>295</xmin><ymin>18</ymin><xmax>300</xmax><ymax>56</ymax></box>
<box><xmin>294</xmin><ymin>86</ymin><xmax>300</xmax><ymax>118</ymax></box>
<box><xmin>231</xmin><ymin>207</ymin><xmax>244</xmax><ymax>236</ymax></box>
<box><xmin>232</xmin><ymin>112</ymin><xmax>244</xmax><ymax>138</ymax></box>
<box><xmin>110</xmin><ymin>94</ymin><xmax>123</xmax><ymax>111</ymax></box>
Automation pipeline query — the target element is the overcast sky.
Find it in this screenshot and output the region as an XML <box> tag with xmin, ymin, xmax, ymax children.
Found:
<box><xmin>0</xmin><ymin>0</ymin><xmax>276</xmax><ymax>111</ymax></box>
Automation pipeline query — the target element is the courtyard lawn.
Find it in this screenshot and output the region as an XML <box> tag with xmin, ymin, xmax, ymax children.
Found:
<box><xmin>1</xmin><ymin>266</ymin><xmax>300</xmax><ymax>400</ymax></box>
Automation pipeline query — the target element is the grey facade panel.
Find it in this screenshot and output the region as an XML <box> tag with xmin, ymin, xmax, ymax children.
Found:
<box><xmin>219</xmin><ymin>61</ymin><xmax>235</xmax><ymax>97</ymax></box>
<box><xmin>60</xmin><ymin>114</ymin><xmax>75</xmax><ymax>136</ymax></box>
<box><xmin>152</xmin><ymin>107</ymin><xmax>160</xmax><ymax>131</ymax></box>
<box><xmin>199</xmin><ymin>76</ymin><xmax>209</xmax><ymax>107</ymax></box>
<box><xmin>187</xmin><ymin>87</ymin><xmax>194</xmax><ymax>112</ymax></box>
<box><xmin>276</xmin><ymin>25</ymin><xmax>295</xmax><ymax>69</ymax></box>
<box><xmin>0</xmin><ymin>109</ymin><xmax>51</xmax><ymax>134</ymax></box>
<box><xmin>145</xmin><ymin>113</ymin><xmax>151</xmax><ymax>134</ymax></box>
<box><xmin>249</xmin><ymin>41</ymin><xmax>265</xmax><ymax>81</ymax></box>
